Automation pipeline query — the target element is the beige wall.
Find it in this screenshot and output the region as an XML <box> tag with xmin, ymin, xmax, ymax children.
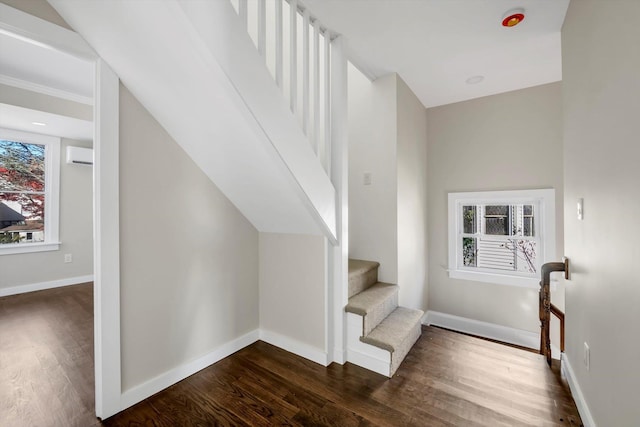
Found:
<box><xmin>0</xmin><ymin>83</ymin><xmax>92</xmax><ymax>121</ymax></box>
<box><xmin>348</xmin><ymin>67</ymin><xmax>398</xmax><ymax>283</ymax></box>
<box><xmin>0</xmin><ymin>0</ymin><xmax>71</xmax><ymax>29</ymax></box>
<box><xmin>0</xmin><ymin>137</ymin><xmax>93</xmax><ymax>289</ymax></box>
<box><xmin>348</xmin><ymin>67</ymin><xmax>429</xmax><ymax>310</ymax></box>
<box><xmin>259</xmin><ymin>233</ymin><xmax>326</xmax><ymax>351</ymax></box>
<box><xmin>562</xmin><ymin>2</ymin><xmax>640</xmax><ymax>425</ymax></box>
<box><xmin>426</xmin><ymin>83</ymin><xmax>563</xmax><ymax>332</ymax></box>
<box><xmin>396</xmin><ymin>77</ymin><xmax>428</xmax><ymax>310</ymax></box>
<box><xmin>119</xmin><ymin>85</ymin><xmax>259</xmax><ymax>391</ymax></box>
<box><xmin>0</xmin><ymin>3</ymin><xmax>93</xmax><ymax>290</ymax></box>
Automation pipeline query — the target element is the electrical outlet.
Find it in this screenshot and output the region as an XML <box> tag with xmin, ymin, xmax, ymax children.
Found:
<box><xmin>64</xmin><ymin>253</ymin><xmax>73</xmax><ymax>263</ymax></box>
<box><xmin>584</xmin><ymin>342</ymin><xmax>590</xmax><ymax>371</ymax></box>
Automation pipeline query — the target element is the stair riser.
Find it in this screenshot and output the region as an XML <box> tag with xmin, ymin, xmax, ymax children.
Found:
<box><xmin>389</xmin><ymin>323</ymin><xmax>422</xmax><ymax>376</ymax></box>
<box><xmin>348</xmin><ymin>267</ymin><xmax>378</xmax><ymax>298</ymax></box>
<box><xmin>346</xmin><ymin>312</ymin><xmax>392</xmax><ymax>377</ymax></box>
<box><xmin>346</xmin><ymin>259</ymin><xmax>422</xmax><ymax>378</ymax></box>
<box><xmin>363</xmin><ymin>292</ymin><xmax>398</xmax><ymax>336</ymax></box>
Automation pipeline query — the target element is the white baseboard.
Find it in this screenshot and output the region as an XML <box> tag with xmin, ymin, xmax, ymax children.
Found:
<box><xmin>0</xmin><ymin>274</ymin><xmax>94</xmax><ymax>297</ymax></box>
<box><xmin>120</xmin><ymin>329</ymin><xmax>259</xmax><ymax>411</ymax></box>
<box><xmin>120</xmin><ymin>328</ymin><xmax>330</xmax><ymax>413</ymax></box>
<box><xmin>331</xmin><ymin>348</ymin><xmax>347</xmax><ymax>365</ymax></box>
<box><xmin>562</xmin><ymin>354</ymin><xmax>596</xmax><ymax>427</ymax></box>
<box><xmin>259</xmin><ymin>329</ymin><xmax>329</xmax><ymax>366</ymax></box>
<box><xmin>346</xmin><ymin>348</ymin><xmax>390</xmax><ymax>377</ymax></box>
<box><xmin>345</xmin><ymin>312</ymin><xmax>391</xmax><ymax>377</ymax></box>
<box><xmin>423</xmin><ymin>310</ymin><xmax>561</xmax><ymax>359</ymax></box>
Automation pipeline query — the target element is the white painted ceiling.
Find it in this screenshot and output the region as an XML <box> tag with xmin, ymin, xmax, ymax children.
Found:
<box><xmin>304</xmin><ymin>0</ymin><xmax>570</xmax><ymax>108</ymax></box>
<box><xmin>0</xmin><ymin>31</ymin><xmax>94</xmax><ymax>141</ymax></box>
<box><xmin>0</xmin><ymin>0</ymin><xmax>568</xmax><ymax>136</ymax></box>
<box><xmin>0</xmin><ymin>32</ymin><xmax>93</xmax><ymax>101</ymax></box>
<box><xmin>0</xmin><ymin>102</ymin><xmax>93</xmax><ymax>141</ymax></box>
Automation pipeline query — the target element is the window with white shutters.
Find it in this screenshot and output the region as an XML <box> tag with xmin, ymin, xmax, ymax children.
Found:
<box><xmin>448</xmin><ymin>189</ymin><xmax>555</xmax><ymax>288</ymax></box>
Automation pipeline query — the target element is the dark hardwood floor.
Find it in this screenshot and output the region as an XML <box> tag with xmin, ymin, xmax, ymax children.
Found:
<box><xmin>1</xmin><ymin>283</ymin><xmax>583</xmax><ymax>427</ymax></box>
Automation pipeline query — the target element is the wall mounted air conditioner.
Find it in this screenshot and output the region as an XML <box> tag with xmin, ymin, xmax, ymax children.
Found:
<box><xmin>66</xmin><ymin>146</ymin><xmax>93</xmax><ymax>165</ymax></box>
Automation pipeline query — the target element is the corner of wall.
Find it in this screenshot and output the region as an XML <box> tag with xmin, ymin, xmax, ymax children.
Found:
<box><xmin>258</xmin><ymin>233</ymin><xmax>327</xmax><ymax>354</ymax></box>
<box><xmin>561</xmin><ymin>353</ymin><xmax>597</xmax><ymax>427</ymax></box>
<box><xmin>395</xmin><ymin>76</ymin><xmax>429</xmax><ymax>311</ymax></box>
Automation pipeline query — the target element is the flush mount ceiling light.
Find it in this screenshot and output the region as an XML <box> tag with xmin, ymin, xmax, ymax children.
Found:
<box><xmin>502</xmin><ymin>8</ymin><xmax>525</xmax><ymax>27</ymax></box>
<box><xmin>31</xmin><ymin>122</ymin><xmax>47</xmax><ymax>126</ymax></box>
<box><xmin>466</xmin><ymin>75</ymin><xmax>484</xmax><ymax>85</ymax></box>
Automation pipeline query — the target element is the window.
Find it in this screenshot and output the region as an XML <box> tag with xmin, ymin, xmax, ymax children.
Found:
<box><xmin>0</xmin><ymin>128</ymin><xmax>60</xmax><ymax>255</ymax></box>
<box><xmin>448</xmin><ymin>189</ymin><xmax>555</xmax><ymax>288</ymax></box>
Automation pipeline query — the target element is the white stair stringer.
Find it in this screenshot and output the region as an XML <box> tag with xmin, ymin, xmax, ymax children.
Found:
<box><xmin>347</xmin><ymin>308</ymin><xmax>423</xmax><ymax>377</ymax></box>
<box><xmin>346</xmin><ymin>282</ymin><xmax>398</xmax><ymax>336</ymax></box>
<box><xmin>49</xmin><ymin>0</ymin><xmax>337</xmax><ymax>241</ymax></box>
<box><xmin>346</xmin><ymin>312</ymin><xmax>391</xmax><ymax>377</ymax></box>
<box><xmin>345</xmin><ymin>259</ymin><xmax>423</xmax><ymax>377</ymax></box>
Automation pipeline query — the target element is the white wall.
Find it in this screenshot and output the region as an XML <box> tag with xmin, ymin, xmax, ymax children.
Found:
<box><xmin>119</xmin><ymin>85</ymin><xmax>259</xmax><ymax>391</ymax></box>
<box><xmin>348</xmin><ymin>66</ymin><xmax>397</xmax><ymax>284</ymax></box>
<box><xmin>396</xmin><ymin>77</ymin><xmax>428</xmax><ymax>310</ymax></box>
<box><xmin>426</xmin><ymin>83</ymin><xmax>564</xmax><ymax>333</ymax></box>
<box><xmin>562</xmin><ymin>2</ymin><xmax>640</xmax><ymax>425</ymax></box>
<box><xmin>0</xmin><ymin>137</ymin><xmax>93</xmax><ymax>289</ymax></box>
<box><xmin>259</xmin><ymin>232</ymin><xmax>326</xmax><ymax>355</ymax></box>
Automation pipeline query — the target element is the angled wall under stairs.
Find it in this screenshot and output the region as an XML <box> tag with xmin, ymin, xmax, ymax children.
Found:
<box><xmin>346</xmin><ymin>259</ymin><xmax>423</xmax><ymax>377</ymax></box>
<box><xmin>50</xmin><ymin>0</ymin><xmax>337</xmax><ymax>240</ymax></box>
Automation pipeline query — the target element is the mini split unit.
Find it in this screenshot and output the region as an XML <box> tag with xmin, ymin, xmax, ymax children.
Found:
<box><xmin>66</xmin><ymin>146</ymin><xmax>93</xmax><ymax>165</ymax></box>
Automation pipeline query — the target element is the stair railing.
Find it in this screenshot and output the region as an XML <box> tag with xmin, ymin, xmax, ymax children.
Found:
<box><xmin>550</xmin><ymin>302</ymin><xmax>565</xmax><ymax>354</ymax></box>
<box><xmin>229</xmin><ymin>0</ymin><xmax>334</xmax><ymax>176</ymax></box>
<box><xmin>228</xmin><ymin>1</ymin><xmax>349</xmax><ymax>358</ymax></box>
<box><xmin>539</xmin><ymin>258</ymin><xmax>569</xmax><ymax>365</ymax></box>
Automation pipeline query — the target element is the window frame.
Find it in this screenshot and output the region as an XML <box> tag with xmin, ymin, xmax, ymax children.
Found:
<box><xmin>447</xmin><ymin>189</ymin><xmax>556</xmax><ymax>288</ymax></box>
<box><xmin>0</xmin><ymin>127</ymin><xmax>61</xmax><ymax>255</ymax></box>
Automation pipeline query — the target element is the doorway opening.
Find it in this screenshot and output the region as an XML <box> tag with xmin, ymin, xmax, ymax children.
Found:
<box><xmin>0</xmin><ymin>2</ymin><xmax>121</xmax><ymax>420</ymax></box>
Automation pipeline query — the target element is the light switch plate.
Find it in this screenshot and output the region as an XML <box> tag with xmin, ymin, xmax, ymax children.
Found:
<box><xmin>363</xmin><ymin>172</ymin><xmax>372</xmax><ymax>185</ymax></box>
<box><xmin>577</xmin><ymin>198</ymin><xmax>584</xmax><ymax>220</ymax></box>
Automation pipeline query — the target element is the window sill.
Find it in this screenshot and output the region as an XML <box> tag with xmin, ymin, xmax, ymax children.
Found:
<box><xmin>448</xmin><ymin>269</ymin><xmax>556</xmax><ymax>290</ymax></box>
<box><xmin>0</xmin><ymin>242</ymin><xmax>61</xmax><ymax>256</ymax></box>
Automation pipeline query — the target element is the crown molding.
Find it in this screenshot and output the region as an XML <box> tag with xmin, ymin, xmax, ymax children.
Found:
<box><xmin>0</xmin><ymin>74</ymin><xmax>93</xmax><ymax>106</ymax></box>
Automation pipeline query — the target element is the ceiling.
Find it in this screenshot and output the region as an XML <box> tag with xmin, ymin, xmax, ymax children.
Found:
<box><xmin>0</xmin><ymin>0</ymin><xmax>569</xmax><ymax>132</ymax></box>
<box><xmin>0</xmin><ymin>102</ymin><xmax>93</xmax><ymax>141</ymax></box>
<box><xmin>304</xmin><ymin>0</ymin><xmax>570</xmax><ymax>108</ymax></box>
<box><xmin>0</xmin><ymin>31</ymin><xmax>93</xmax><ymax>140</ymax></box>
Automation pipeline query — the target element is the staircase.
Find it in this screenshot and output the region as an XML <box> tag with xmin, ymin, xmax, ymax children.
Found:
<box><xmin>48</xmin><ymin>0</ymin><xmax>341</xmax><ymax>241</ymax></box>
<box><xmin>346</xmin><ymin>259</ymin><xmax>424</xmax><ymax>377</ymax></box>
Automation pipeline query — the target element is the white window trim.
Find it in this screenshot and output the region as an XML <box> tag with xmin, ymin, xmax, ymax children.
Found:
<box><xmin>447</xmin><ymin>189</ymin><xmax>556</xmax><ymax>289</ymax></box>
<box><xmin>0</xmin><ymin>127</ymin><xmax>61</xmax><ymax>255</ymax></box>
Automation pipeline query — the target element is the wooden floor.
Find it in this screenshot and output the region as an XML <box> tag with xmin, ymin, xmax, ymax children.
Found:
<box><xmin>1</xmin><ymin>284</ymin><xmax>583</xmax><ymax>427</ymax></box>
<box><xmin>0</xmin><ymin>283</ymin><xmax>96</xmax><ymax>427</ymax></box>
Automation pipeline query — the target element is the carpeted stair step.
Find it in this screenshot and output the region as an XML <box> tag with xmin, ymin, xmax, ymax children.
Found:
<box><xmin>360</xmin><ymin>306</ymin><xmax>424</xmax><ymax>376</ymax></box>
<box><xmin>348</xmin><ymin>259</ymin><xmax>380</xmax><ymax>298</ymax></box>
<box><xmin>345</xmin><ymin>282</ymin><xmax>398</xmax><ymax>336</ymax></box>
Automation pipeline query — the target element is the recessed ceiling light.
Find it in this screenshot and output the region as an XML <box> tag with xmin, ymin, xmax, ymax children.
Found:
<box><xmin>502</xmin><ymin>8</ymin><xmax>525</xmax><ymax>27</ymax></box>
<box><xmin>466</xmin><ymin>75</ymin><xmax>484</xmax><ymax>85</ymax></box>
<box><xmin>32</xmin><ymin>122</ymin><xmax>47</xmax><ymax>126</ymax></box>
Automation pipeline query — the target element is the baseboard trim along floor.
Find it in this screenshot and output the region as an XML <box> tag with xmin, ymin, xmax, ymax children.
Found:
<box><xmin>0</xmin><ymin>275</ymin><xmax>94</xmax><ymax>297</ymax></box>
<box><xmin>423</xmin><ymin>310</ymin><xmax>561</xmax><ymax>359</ymax></box>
